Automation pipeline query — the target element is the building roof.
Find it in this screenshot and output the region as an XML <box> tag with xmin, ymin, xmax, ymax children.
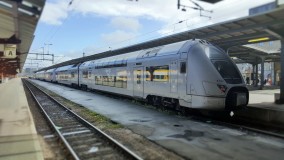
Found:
<box><xmin>0</xmin><ymin>0</ymin><xmax>45</xmax><ymax>76</ymax></box>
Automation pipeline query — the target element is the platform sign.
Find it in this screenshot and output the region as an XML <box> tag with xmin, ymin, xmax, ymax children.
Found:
<box><xmin>3</xmin><ymin>44</ymin><xmax>17</xmax><ymax>58</ymax></box>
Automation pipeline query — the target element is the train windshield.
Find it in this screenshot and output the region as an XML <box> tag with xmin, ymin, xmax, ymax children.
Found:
<box><xmin>206</xmin><ymin>47</ymin><xmax>242</xmax><ymax>84</ymax></box>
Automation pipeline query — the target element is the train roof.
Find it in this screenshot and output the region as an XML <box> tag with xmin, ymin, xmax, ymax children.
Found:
<box><xmin>37</xmin><ymin>70</ymin><xmax>45</xmax><ymax>74</ymax></box>
<box><xmin>80</xmin><ymin>40</ymin><xmax>189</xmax><ymax>67</ymax></box>
<box><xmin>137</xmin><ymin>40</ymin><xmax>188</xmax><ymax>59</ymax></box>
<box><xmin>45</xmin><ymin>68</ymin><xmax>56</xmax><ymax>73</ymax></box>
<box><xmin>49</xmin><ymin>40</ymin><xmax>191</xmax><ymax>70</ymax></box>
<box><xmin>79</xmin><ymin>50</ymin><xmax>141</xmax><ymax>69</ymax></box>
<box><xmin>56</xmin><ymin>64</ymin><xmax>74</xmax><ymax>72</ymax></box>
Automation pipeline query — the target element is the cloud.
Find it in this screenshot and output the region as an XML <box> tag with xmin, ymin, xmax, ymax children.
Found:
<box><xmin>40</xmin><ymin>1</ymin><xmax>69</xmax><ymax>25</ymax></box>
<box><xmin>40</xmin><ymin>0</ymin><xmax>274</xmax><ymax>27</ymax></box>
<box><xmin>101</xmin><ymin>30</ymin><xmax>137</xmax><ymax>49</ymax></box>
<box><xmin>73</xmin><ymin>30</ymin><xmax>138</xmax><ymax>56</ymax></box>
<box><xmin>36</xmin><ymin>0</ymin><xmax>275</xmax><ymax>63</ymax></box>
<box><xmin>71</xmin><ymin>0</ymin><xmax>178</xmax><ymax>20</ymax></box>
<box><xmin>110</xmin><ymin>17</ymin><xmax>141</xmax><ymax>31</ymax></box>
<box><xmin>156</xmin><ymin>0</ymin><xmax>274</xmax><ymax>35</ymax></box>
<box><xmin>40</xmin><ymin>0</ymin><xmax>182</xmax><ymax>26</ymax></box>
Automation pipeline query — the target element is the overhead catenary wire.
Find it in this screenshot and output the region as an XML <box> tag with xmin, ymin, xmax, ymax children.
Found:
<box><xmin>28</xmin><ymin>0</ymin><xmax>264</xmax><ymax>69</ymax></box>
<box><xmin>35</xmin><ymin>0</ymin><xmax>77</xmax><ymax>48</ymax></box>
<box><xmin>25</xmin><ymin>0</ymin><xmax>77</xmax><ymax>69</ymax></box>
<box><xmin>45</xmin><ymin>0</ymin><xmax>76</xmax><ymax>43</ymax></box>
<box><xmin>86</xmin><ymin>4</ymin><xmax>251</xmax><ymax>55</ymax></box>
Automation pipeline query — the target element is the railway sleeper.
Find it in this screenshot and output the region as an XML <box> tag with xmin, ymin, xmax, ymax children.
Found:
<box><xmin>57</xmin><ymin>124</ymin><xmax>83</xmax><ymax>130</ymax></box>
<box><xmin>60</xmin><ymin>127</ymin><xmax>89</xmax><ymax>133</ymax></box>
<box><xmin>69</xmin><ymin>139</ymin><xmax>101</xmax><ymax>146</ymax></box>
<box><xmin>72</xmin><ymin>144</ymin><xmax>92</xmax><ymax>151</ymax></box>
<box><xmin>65</xmin><ymin>133</ymin><xmax>95</xmax><ymax>140</ymax></box>
<box><xmin>94</xmin><ymin>153</ymin><xmax>122</xmax><ymax>160</ymax></box>
<box><xmin>52</xmin><ymin>117</ymin><xmax>73</xmax><ymax>122</ymax></box>
<box><xmin>72</xmin><ymin>143</ymin><xmax>107</xmax><ymax>152</ymax></box>
<box><xmin>55</xmin><ymin>121</ymin><xmax>81</xmax><ymax>126</ymax></box>
<box><xmin>78</xmin><ymin>147</ymin><xmax>114</xmax><ymax>159</ymax></box>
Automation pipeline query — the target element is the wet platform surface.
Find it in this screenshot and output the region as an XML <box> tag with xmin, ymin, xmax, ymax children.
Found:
<box><xmin>31</xmin><ymin>79</ymin><xmax>284</xmax><ymax>160</ymax></box>
<box><xmin>0</xmin><ymin>78</ymin><xmax>43</xmax><ymax>160</ymax></box>
<box><xmin>234</xmin><ymin>88</ymin><xmax>284</xmax><ymax>124</ymax></box>
<box><xmin>248</xmin><ymin>89</ymin><xmax>283</xmax><ymax>110</ymax></box>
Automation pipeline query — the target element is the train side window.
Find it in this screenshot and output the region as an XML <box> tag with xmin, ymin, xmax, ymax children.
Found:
<box><xmin>71</xmin><ymin>72</ymin><xmax>75</xmax><ymax>78</ymax></box>
<box><xmin>180</xmin><ymin>62</ymin><xmax>186</xmax><ymax>74</ymax></box>
<box><xmin>88</xmin><ymin>71</ymin><xmax>92</xmax><ymax>79</ymax></box>
<box><xmin>136</xmin><ymin>70</ymin><xmax>141</xmax><ymax>84</ymax></box>
<box><xmin>83</xmin><ymin>71</ymin><xmax>88</xmax><ymax>78</ymax></box>
<box><xmin>147</xmin><ymin>65</ymin><xmax>169</xmax><ymax>82</ymax></box>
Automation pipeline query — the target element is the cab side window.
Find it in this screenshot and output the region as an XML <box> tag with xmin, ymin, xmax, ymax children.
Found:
<box><xmin>180</xmin><ymin>62</ymin><xmax>186</xmax><ymax>74</ymax></box>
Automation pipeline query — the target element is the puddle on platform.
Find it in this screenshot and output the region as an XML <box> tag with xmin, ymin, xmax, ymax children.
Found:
<box><xmin>168</xmin><ymin>129</ymin><xmax>204</xmax><ymax>141</ymax></box>
<box><xmin>212</xmin><ymin>137</ymin><xmax>222</xmax><ymax>141</ymax></box>
<box><xmin>130</xmin><ymin>119</ymin><xmax>151</xmax><ymax>122</ymax></box>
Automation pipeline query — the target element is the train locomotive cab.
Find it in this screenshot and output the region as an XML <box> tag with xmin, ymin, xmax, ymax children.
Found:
<box><xmin>185</xmin><ymin>40</ymin><xmax>248</xmax><ymax>110</ymax></box>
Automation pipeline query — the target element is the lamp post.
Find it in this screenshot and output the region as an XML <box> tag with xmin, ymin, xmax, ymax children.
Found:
<box><xmin>44</xmin><ymin>43</ymin><xmax>52</xmax><ymax>61</ymax></box>
<box><xmin>44</xmin><ymin>43</ymin><xmax>52</xmax><ymax>59</ymax></box>
<box><xmin>39</xmin><ymin>47</ymin><xmax>44</xmax><ymax>59</ymax></box>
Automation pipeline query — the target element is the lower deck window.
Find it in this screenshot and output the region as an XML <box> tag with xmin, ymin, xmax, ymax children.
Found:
<box><xmin>146</xmin><ymin>65</ymin><xmax>169</xmax><ymax>82</ymax></box>
<box><xmin>96</xmin><ymin>75</ymin><xmax>127</xmax><ymax>88</ymax></box>
<box><xmin>82</xmin><ymin>71</ymin><xmax>88</xmax><ymax>78</ymax></box>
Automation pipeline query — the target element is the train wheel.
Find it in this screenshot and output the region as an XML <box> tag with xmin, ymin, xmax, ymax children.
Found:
<box><xmin>176</xmin><ymin>101</ymin><xmax>186</xmax><ymax>116</ymax></box>
<box><xmin>153</xmin><ymin>96</ymin><xmax>161</xmax><ymax>107</ymax></box>
<box><xmin>146</xmin><ymin>96</ymin><xmax>153</xmax><ymax>105</ymax></box>
<box><xmin>81</xmin><ymin>85</ymin><xmax>87</xmax><ymax>91</ymax></box>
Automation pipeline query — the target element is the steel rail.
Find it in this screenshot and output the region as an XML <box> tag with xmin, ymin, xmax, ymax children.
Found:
<box><xmin>190</xmin><ymin>114</ymin><xmax>284</xmax><ymax>139</ymax></box>
<box><xmin>23</xmin><ymin>79</ymin><xmax>80</xmax><ymax>160</ymax></box>
<box><xmin>23</xmin><ymin>79</ymin><xmax>143</xmax><ymax>160</ymax></box>
<box><xmin>210</xmin><ymin>118</ymin><xmax>284</xmax><ymax>139</ymax></box>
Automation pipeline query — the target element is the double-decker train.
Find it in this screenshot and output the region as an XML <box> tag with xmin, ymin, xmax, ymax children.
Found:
<box><xmin>35</xmin><ymin>39</ymin><xmax>249</xmax><ymax>110</ymax></box>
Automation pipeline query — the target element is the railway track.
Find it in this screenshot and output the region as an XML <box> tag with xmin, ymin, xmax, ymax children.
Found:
<box><xmin>23</xmin><ymin>79</ymin><xmax>143</xmax><ymax>160</ymax></box>
<box><xmin>192</xmin><ymin>111</ymin><xmax>284</xmax><ymax>139</ymax></box>
<box><xmin>31</xmin><ymin>78</ymin><xmax>284</xmax><ymax>140</ymax></box>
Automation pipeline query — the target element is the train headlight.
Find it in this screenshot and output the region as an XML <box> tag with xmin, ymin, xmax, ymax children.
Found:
<box><xmin>217</xmin><ymin>84</ymin><xmax>227</xmax><ymax>93</ymax></box>
<box><xmin>205</xmin><ymin>47</ymin><xmax>210</xmax><ymax>58</ymax></box>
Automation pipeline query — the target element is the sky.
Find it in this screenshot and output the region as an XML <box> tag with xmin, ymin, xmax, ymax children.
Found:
<box><xmin>24</xmin><ymin>0</ymin><xmax>274</xmax><ymax>69</ymax></box>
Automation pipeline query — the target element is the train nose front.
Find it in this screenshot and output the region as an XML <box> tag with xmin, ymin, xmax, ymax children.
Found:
<box><xmin>225</xmin><ymin>86</ymin><xmax>249</xmax><ymax>110</ymax></box>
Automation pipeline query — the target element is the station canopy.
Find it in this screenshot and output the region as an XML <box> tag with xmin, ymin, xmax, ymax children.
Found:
<box><xmin>39</xmin><ymin>5</ymin><xmax>284</xmax><ymax>71</ymax></box>
<box><xmin>0</xmin><ymin>0</ymin><xmax>45</xmax><ymax>76</ymax></box>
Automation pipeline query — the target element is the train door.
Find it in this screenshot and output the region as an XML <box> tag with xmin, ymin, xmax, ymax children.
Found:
<box><xmin>178</xmin><ymin>61</ymin><xmax>187</xmax><ymax>96</ymax></box>
<box><xmin>133</xmin><ymin>67</ymin><xmax>144</xmax><ymax>98</ymax></box>
<box><xmin>77</xmin><ymin>65</ymin><xmax>80</xmax><ymax>86</ymax></box>
<box><xmin>170</xmin><ymin>61</ymin><xmax>178</xmax><ymax>93</ymax></box>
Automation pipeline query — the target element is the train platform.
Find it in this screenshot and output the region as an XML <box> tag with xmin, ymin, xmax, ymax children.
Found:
<box><xmin>236</xmin><ymin>88</ymin><xmax>284</xmax><ymax>125</ymax></box>
<box><xmin>0</xmin><ymin>78</ymin><xmax>43</xmax><ymax>160</ymax></box>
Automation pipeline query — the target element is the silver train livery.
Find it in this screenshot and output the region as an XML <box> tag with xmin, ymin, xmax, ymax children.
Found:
<box><xmin>35</xmin><ymin>39</ymin><xmax>249</xmax><ymax>110</ymax></box>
